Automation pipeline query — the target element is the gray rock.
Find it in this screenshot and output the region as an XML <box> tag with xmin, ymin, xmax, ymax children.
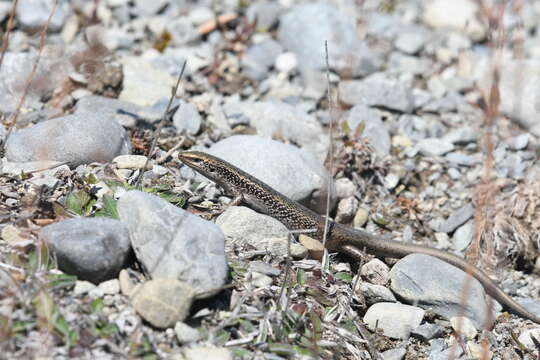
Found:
<box><xmin>435</xmin><ymin>204</ymin><xmax>474</xmax><ymax>233</ymax></box>
<box><xmin>75</xmin><ymin>95</ymin><xmax>156</xmax><ymax>128</ymax></box>
<box><xmin>390</xmin><ymin>254</ymin><xmax>494</xmax><ymax>329</ymax></box>
<box><xmin>131</xmin><ymin>279</ymin><xmax>194</xmax><ymax>329</ymax></box>
<box><xmin>222</xmin><ymin>101</ymin><xmax>329</xmax><ymax>161</ymax></box>
<box><xmin>17</xmin><ymin>0</ymin><xmax>70</xmax><ymax>32</ymax></box>
<box><xmin>246</xmin><ymin>0</ymin><xmax>282</xmax><ymax>31</ymax></box>
<box><xmin>411</xmin><ymin>323</ymin><xmax>446</xmax><ymax>341</ymax></box>
<box><xmin>381</xmin><ymin>348</ymin><xmax>407</xmax><ymax>360</ymax></box>
<box><xmin>478</xmin><ymin>59</ymin><xmax>540</xmax><ymax>137</ymax></box>
<box><xmin>443</xmin><ymin>126</ymin><xmax>477</xmax><ymax>145</ymax></box>
<box><xmin>113</xmin><ymin>155</ymin><xmax>149</xmax><ymax>170</ymax></box>
<box><xmin>0</xmin><ymin>51</ymin><xmax>69</xmax><ymax>114</ymax></box>
<box><xmin>516</xmin><ymin>298</ymin><xmax>540</xmax><ymax>317</ymax></box>
<box><xmin>5</xmin><ymin>112</ymin><xmax>131</xmax><ymax>167</ymax></box>
<box><xmin>132</xmin><ymin>0</ymin><xmax>168</xmax><ymax>16</ymax></box>
<box><xmin>182</xmin><ymin>347</ymin><xmax>233</xmax><ymax>360</ymax></box>
<box><xmin>506</xmin><ymin>134</ymin><xmax>529</xmax><ymax>150</ymax></box>
<box><xmin>175</xmin><ymin>322</ymin><xmax>201</xmax><ymax>344</ymax></box>
<box><xmin>445</xmin><ymin>152</ymin><xmax>480</xmax><ymax>167</ymax></box>
<box><xmin>363</xmin><ymin>302</ymin><xmax>425</xmax><ymax>339</ymax></box>
<box><xmin>417</xmin><ymin>138</ymin><xmax>455</xmax><ymax>157</ymax></box>
<box><xmin>452</xmin><ymin>221</ymin><xmax>473</xmax><ymax>252</ymax></box>
<box><xmin>334</xmin><ymin>178</ymin><xmax>356</xmax><ymax>199</ymax></box>
<box><xmin>518</xmin><ymin>328</ymin><xmax>540</xmax><ymax>352</ymax></box>
<box><xmin>205</xmin><ymin>135</ymin><xmax>335</xmax><ymax>214</ymax></box>
<box><xmin>99</xmin><ymin>279</ymin><xmax>120</xmax><ymax>295</ymax></box>
<box><xmin>38</xmin><ymin>218</ymin><xmax>131</xmax><ymax>284</ymax></box>
<box><xmin>339</xmin><ymin>74</ymin><xmax>415</xmax><ymax>113</ymax></box>
<box><xmin>428</xmin><ymin>340</ymin><xmax>464</xmax><ymax>360</ymax></box>
<box><xmin>216</xmin><ymin>206</ymin><xmax>305</xmax><ymax>257</ymax></box>
<box><xmin>242</xmin><ymin>39</ymin><xmax>283</xmax><ymax>80</ymax></box>
<box><xmin>167</xmin><ymin>17</ymin><xmax>200</xmax><ymax>46</ymax></box>
<box><xmin>388</xmin><ymin>53</ymin><xmax>433</xmax><ymax>76</ymax></box>
<box><xmin>335</xmin><ymin>197</ymin><xmax>358</xmax><ymax>224</ymax></box>
<box><xmin>117</xmin><ymin>191</ymin><xmax>228</xmax><ymax>298</ymax></box>
<box><xmin>449</xmin><ymin>316</ymin><xmax>477</xmax><ymax>339</ymax></box>
<box><xmin>277</xmin><ymin>2</ymin><xmax>378</xmax><ymax>76</ymax></box>
<box><xmin>173</xmin><ymin>99</ymin><xmax>202</xmax><ymax>135</ymax></box>
<box><xmin>360</xmin><ymin>258</ymin><xmax>390</xmax><ymax>286</ymax></box>
<box><xmin>355</xmin><ymin>282</ymin><xmax>397</xmax><ymax>305</ymax></box>
<box><xmin>345</xmin><ymin>104</ymin><xmax>391</xmax><ymax>156</ymax></box>
<box><xmin>423</xmin><ymin>0</ymin><xmax>486</xmax><ymax>41</ymax></box>
<box><xmin>119</xmin><ymin>56</ymin><xmax>176</xmax><ymax>106</ymax></box>
<box><xmin>394</xmin><ymin>26</ymin><xmax>429</xmax><ymax>54</ymax></box>
<box><xmin>0</xmin><ymin>2</ymin><xmax>11</xmax><ymax>23</ymax></box>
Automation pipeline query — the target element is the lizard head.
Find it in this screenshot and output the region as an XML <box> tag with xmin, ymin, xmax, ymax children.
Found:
<box><xmin>178</xmin><ymin>151</ymin><xmax>228</xmax><ymax>183</ymax></box>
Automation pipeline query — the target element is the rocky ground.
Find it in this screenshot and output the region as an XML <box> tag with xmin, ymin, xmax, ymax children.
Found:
<box><xmin>1</xmin><ymin>0</ymin><xmax>540</xmax><ymax>359</ymax></box>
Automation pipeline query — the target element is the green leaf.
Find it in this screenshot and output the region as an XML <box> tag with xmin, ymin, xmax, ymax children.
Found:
<box><xmin>268</xmin><ymin>343</ymin><xmax>295</xmax><ymax>356</ymax></box>
<box><xmin>341</xmin><ymin>120</ymin><xmax>351</xmax><ymax>135</ymax></box>
<box><xmin>33</xmin><ymin>291</ymin><xmax>55</xmax><ymax>329</ymax></box>
<box><xmin>86</xmin><ymin>173</ymin><xmax>98</xmax><ymax>184</ymax></box>
<box><xmin>47</xmin><ymin>273</ymin><xmax>77</xmax><ymax>290</ymax></box>
<box><xmin>334</xmin><ymin>272</ymin><xmax>353</xmax><ymax>283</ymax></box>
<box><xmin>54</xmin><ymin>315</ymin><xmax>79</xmax><ymax>347</ymax></box>
<box><xmin>90</xmin><ymin>298</ymin><xmax>104</xmax><ymax>313</ymax></box>
<box><xmin>296</xmin><ymin>269</ymin><xmax>306</xmax><ymax>286</ymax></box>
<box><xmin>95</xmin><ymin>195</ymin><xmax>119</xmax><ymax>219</ymax></box>
<box><xmin>65</xmin><ymin>191</ymin><xmax>94</xmax><ymax>216</ymax></box>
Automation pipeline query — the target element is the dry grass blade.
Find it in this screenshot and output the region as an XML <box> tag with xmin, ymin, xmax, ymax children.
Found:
<box><xmin>134</xmin><ymin>60</ymin><xmax>187</xmax><ymax>189</ymax></box>
<box><xmin>0</xmin><ymin>0</ymin><xmax>18</xmax><ymax>71</ymax></box>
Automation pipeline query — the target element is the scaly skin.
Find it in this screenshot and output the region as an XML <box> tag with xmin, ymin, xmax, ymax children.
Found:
<box><xmin>178</xmin><ymin>150</ymin><xmax>540</xmax><ymax>324</ymax></box>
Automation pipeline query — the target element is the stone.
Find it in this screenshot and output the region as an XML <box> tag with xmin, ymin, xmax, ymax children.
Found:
<box><xmin>360</xmin><ymin>259</ymin><xmax>390</xmax><ymax>286</ymax></box>
<box><xmin>39</xmin><ymin>218</ymin><xmax>131</xmax><ymax>284</ymax></box>
<box><xmin>435</xmin><ymin>204</ymin><xmax>474</xmax><ymax>233</ymax></box>
<box><xmin>117</xmin><ymin>191</ymin><xmax>228</xmax><ymax>298</ymax></box>
<box><xmin>131</xmin><ymin>279</ymin><xmax>194</xmax><ymax>329</ymax></box>
<box><xmin>339</xmin><ymin>74</ymin><xmax>415</xmax><ymax>113</ymax></box>
<box><xmin>381</xmin><ymin>348</ymin><xmax>407</xmax><ymax>360</ymax></box>
<box><xmin>246</xmin><ymin>0</ymin><xmax>282</xmax><ymax>31</ymax></box>
<box><xmin>99</xmin><ymin>279</ymin><xmax>120</xmax><ymax>295</ymax></box>
<box><xmin>241</xmin><ymin>39</ymin><xmax>283</xmax><ymax>80</ymax></box>
<box><xmin>354</xmin><ymin>282</ymin><xmax>397</xmax><ymax>305</ymax></box>
<box><xmin>518</xmin><ymin>328</ymin><xmax>540</xmax><ymax>352</ymax></box>
<box><xmin>354</xmin><ymin>208</ymin><xmax>369</xmax><ymax>228</ymax></box>
<box><xmin>17</xmin><ymin>0</ymin><xmax>71</xmax><ymax>32</ymax></box>
<box><xmin>173</xmin><ymin>99</ymin><xmax>202</xmax><ymax>135</ymax></box>
<box><xmin>411</xmin><ymin>323</ymin><xmax>445</xmax><ymax>341</ymax></box>
<box><xmin>334</xmin><ymin>178</ymin><xmax>356</xmax><ymax>199</ymax></box>
<box><xmin>452</xmin><ymin>221</ymin><xmax>473</xmax><ymax>252</ymax></box>
<box><xmin>216</xmin><ymin>206</ymin><xmax>290</xmax><ymax>255</ymax></box>
<box><xmin>417</xmin><ymin>138</ymin><xmax>455</xmax><ymax>157</ymax></box>
<box><xmin>74</xmin><ymin>95</ymin><xmax>154</xmax><ymax>128</ymax></box>
<box><xmin>5</xmin><ymin>112</ymin><xmax>131</xmax><ymax>167</ymax></box>
<box><xmin>450</xmin><ymin>316</ymin><xmax>477</xmax><ymax>340</ymax></box>
<box><xmin>277</xmin><ymin>2</ymin><xmax>378</xmax><ymax>76</ymax></box>
<box><xmin>363</xmin><ymin>302</ymin><xmax>425</xmax><ymax>339</ymax></box>
<box><xmin>119</xmin><ymin>56</ymin><xmax>176</xmax><ymax>106</ymax></box>
<box><xmin>394</xmin><ymin>26</ymin><xmax>429</xmax><ymax>55</ymax></box>
<box><xmin>344</xmin><ymin>104</ymin><xmax>392</xmax><ymax>156</ymax></box>
<box><xmin>182</xmin><ymin>347</ymin><xmax>233</xmax><ymax>360</ymax></box>
<box><xmin>390</xmin><ymin>254</ymin><xmax>494</xmax><ymax>328</ymax></box>
<box><xmin>204</xmin><ymin>135</ymin><xmax>335</xmax><ymax>214</ymax></box>
<box><xmin>222</xmin><ymin>101</ymin><xmax>329</xmax><ymax>161</ymax></box>
<box><xmin>73</xmin><ymin>280</ymin><xmax>97</xmax><ymax>296</ymax></box>
<box><xmin>175</xmin><ymin>322</ymin><xmax>201</xmax><ymax>344</ymax></box>
<box><xmin>335</xmin><ymin>197</ymin><xmax>358</xmax><ymax>224</ymax></box>
<box><xmin>113</xmin><ymin>155</ymin><xmax>150</xmax><ymax>169</ymax></box>
<box><xmin>423</xmin><ymin>0</ymin><xmax>486</xmax><ymax>41</ymax></box>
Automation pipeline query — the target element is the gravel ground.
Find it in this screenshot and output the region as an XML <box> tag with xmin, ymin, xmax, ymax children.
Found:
<box><xmin>1</xmin><ymin>0</ymin><xmax>540</xmax><ymax>359</ymax></box>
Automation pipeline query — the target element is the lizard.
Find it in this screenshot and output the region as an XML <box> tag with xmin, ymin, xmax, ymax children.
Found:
<box><xmin>178</xmin><ymin>150</ymin><xmax>540</xmax><ymax>324</ymax></box>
